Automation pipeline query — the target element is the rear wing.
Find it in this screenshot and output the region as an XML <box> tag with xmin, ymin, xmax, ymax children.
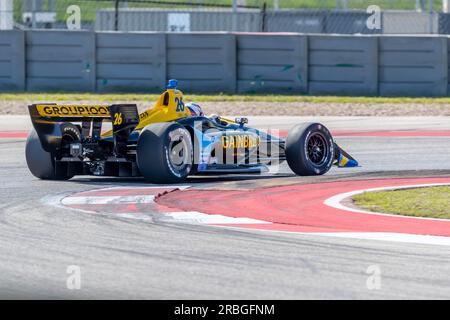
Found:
<box><xmin>28</xmin><ymin>104</ymin><xmax>139</xmax><ymax>153</ymax></box>
<box><xmin>30</xmin><ymin>104</ymin><xmax>111</xmax><ymax>120</ymax></box>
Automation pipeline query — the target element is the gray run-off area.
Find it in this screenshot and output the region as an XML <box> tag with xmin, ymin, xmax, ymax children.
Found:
<box><xmin>0</xmin><ymin>116</ymin><xmax>449</xmax><ymax>299</ymax></box>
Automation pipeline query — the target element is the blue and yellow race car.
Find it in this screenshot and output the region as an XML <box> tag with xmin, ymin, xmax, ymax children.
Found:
<box><xmin>25</xmin><ymin>79</ymin><xmax>357</xmax><ymax>183</ymax></box>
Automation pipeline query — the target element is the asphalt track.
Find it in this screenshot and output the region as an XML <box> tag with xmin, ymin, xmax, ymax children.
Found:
<box><xmin>1</xmin><ymin>115</ymin><xmax>450</xmax><ymax>299</ymax></box>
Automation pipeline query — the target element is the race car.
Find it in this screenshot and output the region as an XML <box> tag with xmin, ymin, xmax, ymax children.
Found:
<box><xmin>25</xmin><ymin>79</ymin><xmax>358</xmax><ymax>183</ymax></box>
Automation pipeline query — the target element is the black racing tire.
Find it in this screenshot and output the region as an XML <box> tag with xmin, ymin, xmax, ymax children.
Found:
<box><xmin>137</xmin><ymin>122</ymin><xmax>193</xmax><ymax>183</ymax></box>
<box><xmin>59</xmin><ymin>123</ymin><xmax>82</xmax><ymax>158</ymax></box>
<box><xmin>25</xmin><ymin>124</ymin><xmax>79</xmax><ymax>180</ymax></box>
<box><xmin>285</xmin><ymin>122</ymin><xmax>334</xmax><ymax>176</ymax></box>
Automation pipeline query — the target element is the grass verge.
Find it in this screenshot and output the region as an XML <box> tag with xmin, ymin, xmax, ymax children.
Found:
<box><xmin>352</xmin><ymin>186</ymin><xmax>450</xmax><ymax>219</ymax></box>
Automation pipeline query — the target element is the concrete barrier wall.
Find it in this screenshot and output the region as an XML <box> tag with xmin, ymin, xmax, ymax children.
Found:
<box><xmin>167</xmin><ymin>33</ymin><xmax>236</xmax><ymax>92</ymax></box>
<box><xmin>308</xmin><ymin>35</ymin><xmax>378</xmax><ymax>95</ymax></box>
<box><xmin>96</xmin><ymin>32</ymin><xmax>166</xmax><ymax>92</ymax></box>
<box><xmin>0</xmin><ymin>31</ymin><xmax>24</xmax><ymax>91</ymax></box>
<box><xmin>237</xmin><ymin>34</ymin><xmax>307</xmax><ymax>93</ymax></box>
<box><xmin>26</xmin><ymin>31</ymin><xmax>95</xmax><ymax>91</ymax></box>
<box><xmin>1</xmin><ymin>30</ymin><xmax>450</xmax><ymax>96</ymax></box>
<box><xmin>379</xmin><ymin>36</ymin><xmax>447</xmax><ymax>96</ymax></box>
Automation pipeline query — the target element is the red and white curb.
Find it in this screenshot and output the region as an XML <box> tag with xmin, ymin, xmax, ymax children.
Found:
<box><xmin>156</xmin><ymin>177</ymin><xmax>450</xmax><ymax>246</ymax></box>
<box><xmin>44</xmin><ymin>178</ymin><xmax>450</xmax><ymax>246</ymax></box>
<box><xmin>50</xmin><ymin>186</ymin><xmax>269</xmax><ymax>225</ymax></box>
<box><xmin>0</xmin><ymin>131</ymin><xmax>29</xmax><ymax>139</ymax></box>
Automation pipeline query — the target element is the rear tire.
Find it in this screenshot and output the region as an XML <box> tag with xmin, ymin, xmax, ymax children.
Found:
<box><xmin>137</xmin><ymin>122</ymin><xmax>193</xmax><ymax>183</ymax></box>
<box><xmin>285</xmin><ymin>123</ymin><xmax>334</xmax><ymax>176</ymax></box>
<box><xmin>25</xmin><ymin>127</ymin><xmax>75</xmax><ymax>180</ymax></box>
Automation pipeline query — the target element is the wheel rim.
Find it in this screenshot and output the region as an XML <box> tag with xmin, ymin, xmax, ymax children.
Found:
<box><xmin>306</xmin><ymin>132</ymin><xmax>328</xmax><ymax>166</ymax></box>
<box><xmin>168</xmin><ymin>131</ymin><xmax>191</xmax><ymax>171</ymax></box>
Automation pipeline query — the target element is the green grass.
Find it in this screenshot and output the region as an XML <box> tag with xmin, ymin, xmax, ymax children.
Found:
<box><xmin>3</xmin><ymin>92</ymin><xmax>450</xmax><ymax>104</ymax></box>
<box><xmin>353</xmin><ymin>186</ymin><xmax>450</xmax><ymax>219</ymax></box>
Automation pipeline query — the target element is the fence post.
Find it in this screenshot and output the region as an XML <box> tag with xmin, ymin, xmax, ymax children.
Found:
<box><xmin>31</xmin><ymin>0</ymin><xmax>37</xmax><ymax>29</ymax></box>
<box><xmin>261</xmin><ymin>2</ymin><xmax>267</xmax><ymax>32</ymax></box>
<box><xmin>114</xmin><ymin>0</ymin><xmax>120</xmax><ymax>31</ymax></box>
<box><xmin>429</xmin><ymin>0</ymin><xmax>434</xmax><ymax>33</ymax></box>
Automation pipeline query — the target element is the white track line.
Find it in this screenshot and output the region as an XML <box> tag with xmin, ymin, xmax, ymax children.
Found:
<box><xmin>61</xmin><ymin>195</ymin><xmax>155</xmax><ymax>205</ymax></box>
<box><xmin>161</xmin><ymin>211</ymin><xmax>270</xmax><ymax>224</ymax></box>
<box><xmin>77</xmin><ymin>185</ymin><xmax>192</xmax><ymax>190</ymax></box>
<box><xmin>211</xmin><ymin>225</ymin><xmax>450</xmax><ymax>247</ymax></box>
<box><xmin>305</xmin><ymin>232</ymin><xmax>450</xmax><ymax>246</ymax></box>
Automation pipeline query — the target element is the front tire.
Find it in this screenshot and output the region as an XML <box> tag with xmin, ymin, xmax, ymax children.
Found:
<box><xmin>285</xmin><ymin>123</ymin><xmax>334</xmax><ymax>176</ymax></box>
<box><xmin>137</xmin><ymin>122</ymin><xmax>193</xmax><ymax>183</ymax></box>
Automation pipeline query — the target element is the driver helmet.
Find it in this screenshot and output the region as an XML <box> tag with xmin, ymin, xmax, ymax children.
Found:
<box><xmin>186</xmin><ymin>102</ymin><xmax>204</xmax><ymax>117</ymax></box>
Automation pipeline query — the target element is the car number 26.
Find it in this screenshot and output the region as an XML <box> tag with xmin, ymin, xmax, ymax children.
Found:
<box><xmin>175</xmin><ymin>97</ymin><xmax>185</xmax><ymax>112</ymax></box>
